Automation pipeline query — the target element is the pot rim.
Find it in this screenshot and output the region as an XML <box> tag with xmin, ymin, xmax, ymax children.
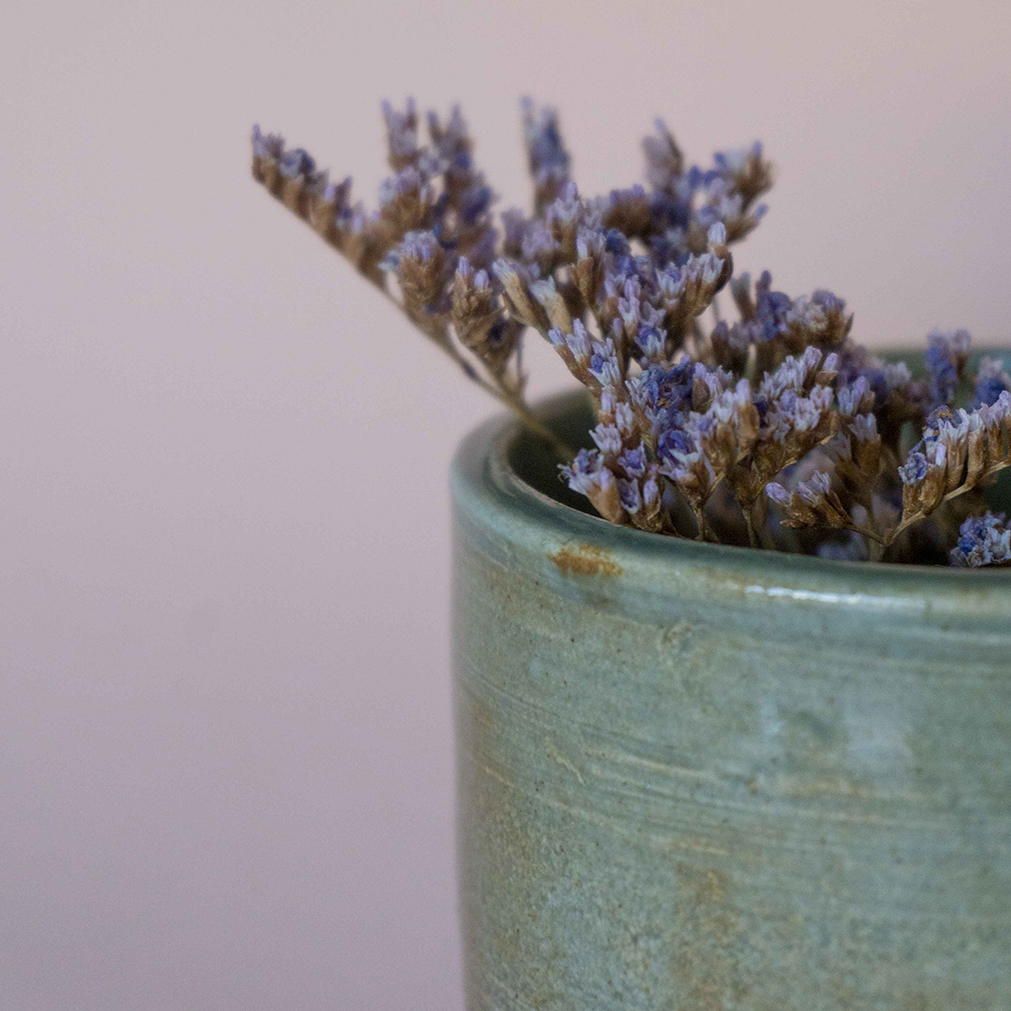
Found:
<box><xmin>451</xmin><ymin>388</ymin><xmax>1011</xmax><ymax>624</ymax></box>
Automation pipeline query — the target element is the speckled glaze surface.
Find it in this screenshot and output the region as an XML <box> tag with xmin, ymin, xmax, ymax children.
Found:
<box><xmin>450</xmin><ymin>391</ymin><xmax>1011</xmax><ymax>1010</ymax></box>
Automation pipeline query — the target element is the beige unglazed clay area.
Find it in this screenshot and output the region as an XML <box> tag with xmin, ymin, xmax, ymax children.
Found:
<box><xmin>2</xmin><ymin>1</ymin><xmax>1010</xmax><ymax>1008</ymax></box>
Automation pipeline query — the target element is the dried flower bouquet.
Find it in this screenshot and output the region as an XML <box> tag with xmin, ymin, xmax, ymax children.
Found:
<box><xmin>251</xmin><ymin>100</ymin><xmax>1011</xmax><ymax>567</ymax></box>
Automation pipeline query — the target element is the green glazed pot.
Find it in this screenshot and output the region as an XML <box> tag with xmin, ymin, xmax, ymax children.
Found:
<box><xmin>450</xmin><ymin>390</ymin><xmax>1010</xmax><ymax>1011</ymax></box>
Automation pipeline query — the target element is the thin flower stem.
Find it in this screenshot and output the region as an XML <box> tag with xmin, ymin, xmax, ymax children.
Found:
<box><xmin>692</xmin><ymin>507</ymin><xmax>719</xmax><ymax>542</ymax></box>
<box><xmin>743</xmin><ymin>509</ymin><xmax>760</xmax><ymax>549</ymax></box>
<box><xmin>745</xmin><ymin>498</ymin><xmax>776</xmax><ymax>550</ymax></box>
<box><xmin>494</xmin><ymin>385</ymin><xmax>575</xmax><ymax>460</ymax></box>
<box><xmin>847</xmin><ymin>522</ymin><xmax>887</xmax><ymax>547</ymax></box>
<box><xmin>371</xmin><ymin>276</ymin><xmax>575</xmax><ymax>459</ymax></box>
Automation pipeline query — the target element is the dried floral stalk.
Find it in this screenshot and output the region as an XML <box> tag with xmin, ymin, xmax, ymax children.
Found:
<box><xmin>251</xmin><ymin>100</ymin><xmax>1011</xmax><ymax>567</ymax></box>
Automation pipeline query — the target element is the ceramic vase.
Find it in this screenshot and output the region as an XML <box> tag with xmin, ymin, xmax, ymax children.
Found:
<box><xmin>451</xmin><ymin>390</ymin><xmax>1010</xmax><ymax>1010</ymax></box>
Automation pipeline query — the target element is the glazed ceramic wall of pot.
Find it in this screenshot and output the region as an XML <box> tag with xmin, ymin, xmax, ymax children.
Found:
<box><xmin>450</xmin><ymin>391</ymin><xmax>1010</xmax><ymax>1010</ymax></box>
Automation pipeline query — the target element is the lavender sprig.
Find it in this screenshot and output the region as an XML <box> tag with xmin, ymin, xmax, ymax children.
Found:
<box><xmin>251</xmin><ymin>99</ymin><xmax>1007</xmax><ymax>567</ymax></box>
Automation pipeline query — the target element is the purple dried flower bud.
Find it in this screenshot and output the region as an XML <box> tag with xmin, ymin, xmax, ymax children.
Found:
<box><xmin>459</xmin><ymin>184</ymin><xmax>493</xmax><ymax>226</ymax></box>
<box><xmin>492</xmin><ymin>258</ymin><xmax>552</xmax><ymax>332</ymax></box>
<box><xmin>642</xmin><ymin>474</ymin><xmax>661</xmax><ymax>510</ymax></box>
<box><xmin>808</xmin><ymin>385</ymin><xmax>834</xmax><ymax>412</ymax></box>
<box><xmin>851</xmin><ymin>413</ymin><xmax>878</xmax><ymax>442</ymax></box>
<box><xmin>251</xmin><ymin>124</ymin><xmax>284</xmax><ymax>161</ymax></box>
<box><xmin>838</xmin><ymin>377</ymin><xmax>871</xmax><ymax>419</ymax></box>
<box><xmin>656</xmin><ymin>424</ymin><xmax>712</xmax><ymax>505</ymax></box>
<box><xmin>765</xmin><ymin>482</ymin><xmax>792</xmax><ymax>507</ymax></box>
<box><xmin>788</xmin><ymin>388</ymin><xmax>831</xmax><ymax>434</ymax></box>
<box><xmin>549</xmin><ymin>178</ymin><xmax>580</xmax><ymax>209</ymax></box>
<box><xmin>938</xmin><ymin>410</ymin><xmax>970</xmax><ymax>447</ymax></box>
<box><xmin>813</xmin><ymin>350</ymin><xmax>841</xmax><ymax>387</ymax></box>
<box><xmin>560</xmin><ymin>448</ymin><xmax>597</xmax><ymax>494</ymax></box>
<box><xmin>710</xmin><ymin>140</ymin><xmax>773</xmax><ymax>209</ymax></box>
<box><xmin>591</xmin><ymin>424</ymin><xmax>623</xmax><ymax>458</ymax></box>
<box><xmin>706</xmin><ymin>222</ymin><xmax>727</xmax><ymax>246</ymax></box>
<box><xmin>803</xmin><ymin>470</ymin><xmax>832</xmax><ymax>499</ymax></box>
<box><xmin>322</xmin><ymin>175</ymin><xmax>353</xmax><ymax>213</ymax></box>
<box><xmin>521</xmin><ymin>98</ymin><xmax>570</xmax><ymax>176</ymax></box>
<box><xmin>766</xmin><ymin>468</ymin><xmax>848</xmax><ymax>531</ymax></box>
<box><xmin>400</xmin><ymin>229</ymin><xmax>439</xmax><ymax>263</ymax></box>
<box><xmin>750</xmin><ymin>273</ymin><xmax>794</xmax><ymax>343</ymax></box>
<box><xmin>566</xmin><ymin>320</ymin><xmax>593</xmax><ymax>360</ymax></box>
<box><xmin>589</xmin><ymin>339</ymin><xmax>622</xmax><ymax>386</ymax></box>
<box><xmin>729</xmin><ymin>272</ymin><xmax>752</xmax><ymax>309</ymax></box>
<box><xmin>951</xmin><ymin>512</ymin><xmax>1011</xmax><ymax>567</ymax></box>
<box><xmin>800</xmin><ymin>345</ymin><xmax>823</xmax><ymax>377</ymax></box>
<box><xmin>785</xmin><ymin>295</ymin><xmax>835</xmax><ymax>335</ymax></box>
<box><xmin>614</xmin><ymin>402</ymin><xmax>636</xmax><ymax>438</ymax></box>
<box><xmin>452</xmin><ymin>249</ymin><xmax>516</xmax><ymax>373</ymax></box>
<box><xmin>576</xmin><ymin>228</ymin><xmax>606</xmax><ymax>262</ymax></box>
<box><xmin>618</xmin><ymin>445</ymin><xmax>648</xmax><ymax>478</ymax></box>
<box><xmin>761</xmin><ymin>354</ymin><xmax>813</xmax><ymax>400</ymax></box>
<box><xmin>642</xmin><ymin>303</ymin><xmax>666</xmax><ymax>329</ymax></box>
<box><xmin>278</xmin><ymin>147</ymin><xmax>316</xmax><ymax>179</ymax></box>
<box><xmin>697</xmin><ymin>166</ymin><xmax>769</xmax><ymax>242</ymax></box>
<box><xmin>974</xmin><ymin>356</ymin><xmax>1011</xmax><ymax>408</ymax></box>
<box><xmin>899</xmin><ymin>451</ymin><xmax>928</xmax><ymax>486</ymax></box>
<box><xmin>427</xmin><ymin>105</ymin><xmax>473</xmax><ymax>171</ymax></box>
<box><xmin>925</xmin><ymin>328</ymin><xmax>971</xmax><ymax>406</ymax></box>
<box><xmin>560</xmin><ymin>449</ymin><xmax>624</xmax><ymax>524</ymax></box>
<box><xmin>500</xmin><ymin>209</ymin><xmax>527</xmax><ymax>256</ymax></box>
<box><xmin>382</xmin><ymin>99</ymin><xmax>420</xmax><ymax>169</ymax></box>
<box><xmin>390</xmin><ymin>229</ymin><xmax>449</xmax><ymax>311</ymax></box>
<box><xmin>656</xmin><ymin>263</ymin><xmax>687</xmax><ymax>302</ymax></box>
<box><xmin>694</xmin><ymin>362</ymin><xmax>733</xmax><ymax>398</ymax></box>
<box><xmin>617</xmin><ymin>478</ymin><xmax>642</xmax><ymax>513</ymax></box>
<box><xmin>529</xmin><ymin>277</ymin><xmax>557</xmax><ymax>304</ymax></box>
<box><xmin>813</xmin><ymin>289</ymin><xmax>844</xmax><ymax>313</ymax></box>
<box><xmin>694</xmin><ymin>253</ymin><xmax>723</xmax><ymax>287</ymax></box>
<box><xmin>491</xmin><ymin>258</ymin><xmax>515</xmax><ymax>285</ymax></box>
<box><xmin>643</xmin><ymin>118</ymin><xmax>683</xmax><ymax>192</ymax></box>
<box><xmin>599</xmin><ymin>388</ymin><xmax>617</xmax><ymax>419</ymax></box>
<box><xmin>520</xmin><ymin>219</ymin><xmax>560</xmax><ymax>265</ymax></box>
<box><xmin>621</xmin><ymin>274</ymin><xmax>643</xmax><ymax>303</ymax></box>
<box><xmin>882</xmin><ymin>362</ymin><xmax>912</xmax><ymax>389</ymax></box>
<box><xmin>521</xmin><ymin>98</ymin><xmax>571</xmax><ymax>210</ymax></box>
<box><xmin>346</xmin><ymin>207</ymin><xmax>370</xmax><ymax>236</ymax></box>
<box><xmin>713</xmin><ymin>145</ymin><xmax>753</xmax><ymax>175</ymax></box>
<box><xmin>690</xmin><ymin>414</ymin><xmax>716</xmax><ymax>438</ymax></box>
<box><xmin>656</xmin><ymin>426</ymin><xmax>693</xmax><ymax>462</ymax></box>
<box><xmin>636</xmin><ymin>323</ymin><xmax>666</xmax><ymax>361</ymax></box>
<box><xmin>603</xmin><ymin>229</ymin><xmax>632</xmax><ymax>259</ymax></box>
<box><xmin>379</xmin><ymin>166</ymin><xmax>423</xmax><ymax>206</ymax></box>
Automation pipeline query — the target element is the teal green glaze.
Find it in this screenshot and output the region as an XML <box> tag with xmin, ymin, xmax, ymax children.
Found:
<box><xmin>450</xmin><ymin>390</ymin><xmax>1011</xmax><ymax>1011</ymax></box>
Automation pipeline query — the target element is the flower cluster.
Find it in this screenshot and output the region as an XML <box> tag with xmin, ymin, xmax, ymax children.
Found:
<box><xmin>950</xmin><ymin>512</ymin><xmax>1011</xmax><ymax>567</ymax></box>
<box><xmin>252</xmin><ymin>100</ymin><xmax>1010</xmax><ymax>567</ymax></box>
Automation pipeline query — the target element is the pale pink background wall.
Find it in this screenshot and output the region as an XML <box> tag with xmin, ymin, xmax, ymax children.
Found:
<box><xmin>2</xmin><ymin>2</ymin><xmax>1010</xmax><ymax>1008</ymax></box>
